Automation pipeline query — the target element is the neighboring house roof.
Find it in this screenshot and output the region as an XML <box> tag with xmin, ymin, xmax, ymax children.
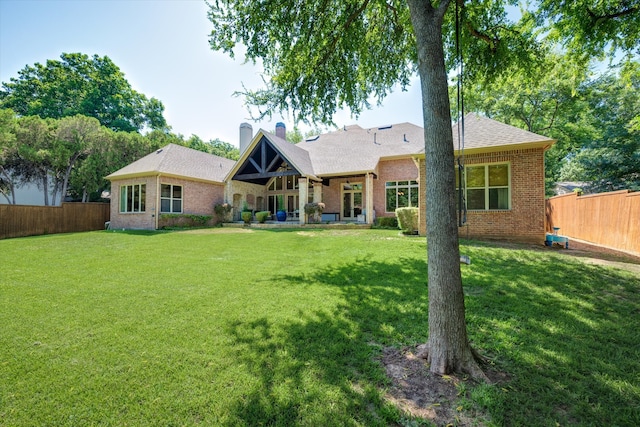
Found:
<box><xmin>106</xmin><ymin>143</ymin><xmax>235</xmax><ymax>183</ymax></box>
<box><xmin>449</xmin><ymin>113</ymin><xmax>556</xmax><ymax>153</ymax></box>
<box><xmin>554</xmin><ymin>181</ymin><xmax>591</xmax><ymax>195</ymax></box>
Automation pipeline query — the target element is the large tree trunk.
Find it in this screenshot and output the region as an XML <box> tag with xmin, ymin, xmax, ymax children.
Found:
<box><xmin>407</xmin><ymin>0</ymin><xmax>486</xmax><ymax>381</ymax></box>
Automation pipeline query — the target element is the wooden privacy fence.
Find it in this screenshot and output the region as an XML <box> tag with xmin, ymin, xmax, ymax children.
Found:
<box><xmin>0</xmin><ymin>203</ymin><xmax>110</xmax><ymax>240</ymax></box>
<box><xmin>546</xmin><ymin>190</ymin><xmax>640</xmax><ymax>256</ymax></box>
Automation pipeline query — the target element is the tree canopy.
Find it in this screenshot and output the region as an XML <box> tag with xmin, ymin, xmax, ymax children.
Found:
<box><xmin>458</xmin><ymin>54</ymin><xmax>639</xmax><ymax>194</ymax></box>
<box><xmin>207</xmin><ymin>0</ymin><xmax>640</xmax><ymax>380</ymax></box>
<box><xmin>0</xmin><ymin>109</ymin><xmax>237</xmax><ymax>205</ymax></box>
<box><xmin>559</xmin><ymin>61</ymin><xmax>640</xmax><ymax>191</ymax></box>
<box><xmin>0</xmin><ymin>53</ymin><xmax>168</xmax><ymax>133</ymax></box>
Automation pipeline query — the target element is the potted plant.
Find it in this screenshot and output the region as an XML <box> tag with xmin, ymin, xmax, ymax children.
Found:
<box><xmin>241</xmin><ymin>211</ymin><xmax>252</xmax><ymax>224</ymax></box>
<box><xmin>255</xmin><ymin>211</ymin><xmax>270</xmax><ymax>223</ymax></box>
<box><xmin>240</xmin><ymin>201</ymin><xmax>253</xmax><ymax>224</ymax></box>
<box><xmin>276</xmin><ymin>195</ymin><xmax>287</xmax><ymax>222</ymax></box>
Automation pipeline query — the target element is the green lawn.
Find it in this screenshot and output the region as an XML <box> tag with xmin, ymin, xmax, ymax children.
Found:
<box><xmin>1</xmin><ymin>228</ymin><xmax>638</xmax><ymax>426</ymax></box>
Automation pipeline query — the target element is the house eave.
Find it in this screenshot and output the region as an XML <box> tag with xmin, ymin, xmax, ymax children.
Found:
<box><xmin>414</xmin><ymin>139</ymin><xmax>557</xmax><ymax>158</ymax></box>
<box><xmin>107</xmin><ymin>171</ymin><xmax>225</xmax><ymax>185</ymax></box>
<box><xmin>457</xmin><ymin>140</ymin><xmax>556</xmax><ymax>156</ymax></box>
<box><xmin>316</xmin><ymin>169</ymin><xmax>375</xmax><ymax>178</ymax></box>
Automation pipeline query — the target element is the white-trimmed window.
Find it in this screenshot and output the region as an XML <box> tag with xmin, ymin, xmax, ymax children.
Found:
<box><xmin>120</xmin><ymin>184</ymin><xmax>146</xmax><ymax>213</ymax></box>
<box><xmin>161</xmin><ymin>184</ymin><xmax>182</xmax><ymax>213</ymax></box>
<box><xmin>458</xmin><ymin>163</ymin><xmax>510</xmax><ymax>210</ymax></box>
<box><xmin>386</xmin><ymin>180</ymin><xmax>419</xmax><ymax>212</ymax></box>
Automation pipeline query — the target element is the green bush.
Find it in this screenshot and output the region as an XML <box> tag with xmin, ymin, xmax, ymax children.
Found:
<box><xmin>159</xmin><ymin>214</ymin><xmax>213</xmax><ymax>229</ymax></box>
<box><xmin>241</xmin><ymin>211</ymin><xmax>252</xmax><ymax>224</ymax></box>
<box><xmin>304</xmin><ymin>202</ymin><xmax>325</xmax><ymax>223</ymax></box>
<box><xmin>374</xmin><ymin>216</ymin><xmax>398</xmax><ymax>229</ymax></box>
<box><xmin>213</xmin><ymin>203</ymin><xmax>232</xmax><ymax>223</ymax></box>
<box><xmin>395</xmin><ymin>207</ymin><xmax>418</xmax><ymax>234</ymax></box>
<box><xmin>255</xmin><ymin>211</ymin><xmax>271</xmax><ymax>223</ymax></box>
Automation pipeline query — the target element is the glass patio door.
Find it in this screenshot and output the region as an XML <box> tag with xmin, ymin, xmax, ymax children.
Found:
<box><xmin>342</xmin><ymin>183</ymin><xmax>363</xmax><ymax>220</ymax></box>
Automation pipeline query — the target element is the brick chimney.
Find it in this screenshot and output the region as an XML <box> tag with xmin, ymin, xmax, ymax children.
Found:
<box><xmin>275</xmin><ymin>122</ymin><xmax>286</xmax><ymax>140</ymax></box>
<box><xmin>239</xmin><ymin>122</ymin><xmax>253</xmax><ymax>153</ymax></box>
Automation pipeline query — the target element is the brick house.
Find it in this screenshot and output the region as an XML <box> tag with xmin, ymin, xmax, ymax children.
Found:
<box><xmin>418</xmin><ymin>114</ymin><xmax>554</xmax><ymax>243</ymax></box>
<box><xmin>107</xmin><ymin>113</ymin><xmax>555</xmax><ymax>243</ymax></box>
<box><xmin>106</xmin><ymin>144</ymin><xmax>235</xmax><ymax>230</ymax></box>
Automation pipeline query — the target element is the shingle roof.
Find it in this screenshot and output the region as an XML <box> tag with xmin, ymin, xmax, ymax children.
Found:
<box><xmin>296</xmin><ymin>122</ymin><xmax>425</xmax><ymax>176</ymax></box>
<box><xmin>106</xmin><ymin>143</ymin><xmax>235</xmax><ymax>183</ymax></box>
<box><xmin>451</xmin><ymin>113</ymin><xmax>555</xmax><ymax>151</ymax></box>
<box><xmin>260</xmin><ymin>131</ymin><xmax>318</xmax><ymax>179</ymax></box>
<box><xmin>109</xmin><ymin>115</ymin><xmax>555</xmax><ymax>184</ymax></box>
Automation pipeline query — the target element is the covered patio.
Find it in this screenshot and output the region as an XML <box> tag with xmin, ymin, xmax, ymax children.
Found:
<box><xmin>225</xmin><ymin>128</ymin><xmax>376</xmax><ymax>225</ymax></box>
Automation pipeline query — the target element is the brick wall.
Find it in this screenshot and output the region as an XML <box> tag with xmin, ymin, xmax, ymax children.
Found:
<box><xmin>419</xmin><ymin>147</ymin><xmax>547</xmax><ymax>243</ymax></box>
<box><xmin>161</xmin><ymin>176</ymin><xmax>225</xmax><ymax>216</ymax></box>
<box><xmin>375</xmin><ymin>158</ymin><xmax>420</xmax><ymax>217</ymax></box>
<box><xmin>109</xmin><ymin>176</ymin><xmax>226</xmax><ymax>230</ymax></box>
<box><xmin>109</xmin><ymin>176</ymin><xmax>157</xmax><ymax>230</ymax></box>
<box><xmin>323</xmin><ymin>179</ymin><xmax>346</xmax><ymax>215</ymax></box>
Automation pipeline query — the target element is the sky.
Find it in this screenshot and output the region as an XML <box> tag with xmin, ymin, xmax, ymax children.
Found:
<box><xmin>0</xmin><ymin>0</ymin><xmax>424</xmax><ymax>147</ymax></box>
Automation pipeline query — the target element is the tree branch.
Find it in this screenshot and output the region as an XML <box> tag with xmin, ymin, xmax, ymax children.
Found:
<box><xmin>465</xmin><ymin>22</ymin><xmax>499</xmax><ymax>52</ymax></box>
<box><xmin>318</xmin><ymin>0</ymin><xmax>372</xmax><ymax>67</ymax></box>
<box><xmin>587</xmin><ymin>5</ymin><xmax>639</xmax><ymax>26</ymax></box>
<box><xmin>435</xmin><ymin>0</ymin><xmax>452</xmax><ymax>23</ymax></box>
<box><xmin>540</xmin><ymin>99</ymin><xmax>559</xmax><ymax>132</ymax></box>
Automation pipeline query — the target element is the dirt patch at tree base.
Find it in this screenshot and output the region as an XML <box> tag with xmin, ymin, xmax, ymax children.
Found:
<box><xmin>380</xmin><ymin>346</ymin><xmax>507</xmax><ymax>426</ymax></box>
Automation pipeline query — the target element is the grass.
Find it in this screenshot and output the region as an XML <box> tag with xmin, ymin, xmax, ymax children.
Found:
<box><xmin>1</xmin><ymin>228</ymin><xmax>638</xmax><ymax>426</ymax></box>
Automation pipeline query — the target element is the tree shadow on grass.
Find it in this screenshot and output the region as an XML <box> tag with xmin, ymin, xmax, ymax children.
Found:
<box><xmin>222</xmin><ymin>256</ymin><xmax>430</xmax><ymax>426</ymax></box>
<box><xmin>223</xmin><ymin>247</ymin><xmax>639</xmax><ymax>426</ymax></box>
<box><xmin>459</xmin><ymin>242</ymin><xmax>640</xmax><ymax>426</ymax></box>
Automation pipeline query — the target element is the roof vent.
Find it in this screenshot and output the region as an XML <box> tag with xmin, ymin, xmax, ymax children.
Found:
<box><xmin>378</xmin><ymin>125</ymin><xmax>392</xmax><ymax>130</ymax></box>
<box><xmin>156</xmin><ymin>149</ymin><xmax>163</xmax><ymax>154</ymax></box>
<box><xmin>305</xmin><ymin>135</ymin><xmax>319</xmax><ymax>142</ymax></box>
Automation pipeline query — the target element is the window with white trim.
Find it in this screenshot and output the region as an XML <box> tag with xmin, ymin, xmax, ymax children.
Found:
<box><xmin>160</xmin><ymin>184</ymin><xmax>183</xmax><ymax>213</ymax></box>
<box><xmin>120</xmin><ymin>184</ymin><xmax>146</xmax><ymax>213</ymax></box>
<box><xmin>386</xmin><ymin>180</ymin><xmax>419</xmax><ymax>212</ymax></box>
<box><xmin>458</xmin><ymin>163</ymin><xmax>510</xmax><ymax>210</ymax></box>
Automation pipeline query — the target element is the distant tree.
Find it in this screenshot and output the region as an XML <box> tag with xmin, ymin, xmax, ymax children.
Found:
<box><xmin>51</xmin><ymin>115</ymin><xmax>105</xmax><ymax>204</ymax></box>
<box><xmin>206</xmin><ymin>138</ymin><xmax>240</xmax><ymax>160</ymax></box>
<box><xmin>185</xmin><ymin>134</ymin><xmax>209</xmax><ymax>152</ymax></box>
<box><xmin>13</xmin><ymin>116</ymin><xmax>55</xmax><ymax>205</ymax></box>
<box><xmin>286</xmin><ymin>126</ymin><xmax>303</xmax><ymax>144</ymax></box>
<box><xmin>461</xmin><ymin>55</ymin><xmax>639</xmax><ymax>194</ymax></box>
<box><xmin>184</xmin><ymin>134</ymin><xmax>239</xmax><ymax>159</ymax></box>
<box><xmin>559</xmin><ymin>61</ymin><xmax>640</xmax><ymax>191</ymax></box>
<box><xmin>0</xmin><ymin>53</ymin><xmax>168</xmax><ymax>132</ymax></box>
<box><xmin>145</xmin><ymin>129</ymin><xmax>184</xmax><ymax>149</ymax></box>
<box><xmin>457</xmin><ymin>52</ymin><xmax>597</xmax><ymax>195</ymax></box>
<box><xmin>0</xmin><ymin>109</ymin><xmax>18</xmax><ymax>203</ymax></box>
